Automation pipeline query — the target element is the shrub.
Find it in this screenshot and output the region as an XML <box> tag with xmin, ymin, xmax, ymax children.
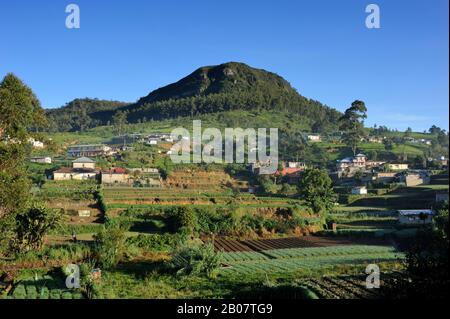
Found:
<box><xmin>166</xmin><ymin>206</ymin><xmax>197</xmax><ymax>235</ymax></box>
<box><xmin>93</xmin><ymin>220</ymin><xmax>129</xmax><ymax>270</ymax></box>
<box><xmin>127</xmin><ymin>233</ymin><xmax>184</xmax><ymax>252</ymax></box>
<box><xmin>170</xmin><ymin>242</ymin><xmax>222</xmax><ymax>278</ymax></box>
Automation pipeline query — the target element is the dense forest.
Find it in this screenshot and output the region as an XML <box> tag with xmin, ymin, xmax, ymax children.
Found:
<box><xmin>45</xmin><ymin>62</ymin><xmax>341</xmax><ymax>132</ymax></box>
<box><xmin>46</xmin><ymin>98</ymin><xmax>129</xmax><ymax>132</ymax></box>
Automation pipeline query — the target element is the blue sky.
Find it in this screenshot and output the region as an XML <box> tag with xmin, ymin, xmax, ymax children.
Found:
<box><xmin>0</xmin><ymin>0</ymin><xmax>448</xmax><ymax>131</ymax></box>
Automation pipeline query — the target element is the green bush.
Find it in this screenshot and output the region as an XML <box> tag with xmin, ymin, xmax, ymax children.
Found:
<box><xmin>127</xmin><ymin>233</ymin><xmax>184</xmax><ymax>252</ymax></box>
<box><xmin>93</xmin><ymin>220</ymin><xmax>129</xmax><ymax>270</ymax></box>
<box><xmin>170</xmin><ymin>242</ymin><xmax>222</xmax><ymax>278</ymax></box>
<box><xmin>166</xmin><ymin>206</ymin><xmax>197</xmax><ymax>235</ymax></box>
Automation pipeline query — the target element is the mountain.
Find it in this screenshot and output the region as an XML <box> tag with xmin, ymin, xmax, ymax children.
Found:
<box><xmin>137</xmin><ymin>62</ymin><xmax>298</xmax><ymax>104</ymax></box>
<box><xmin>46</xmin><ymin>62</ymin><xmax>341</xmax><ymax>132</ymax></box>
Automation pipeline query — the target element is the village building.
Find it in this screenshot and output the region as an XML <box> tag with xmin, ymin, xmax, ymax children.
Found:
<box><xmin>286</xmin><ymin>161</ymin><xmax>307</xmax><ymax>169</ymax></box>
<box><xmin>365</xmin><ymin>160</ymin><xmax>386</xmax><ymax>169</ymax></box>
<box><xmin>387</xmin><ymin>163</ymin><xmax>409</xmax><ymax>171</ymax></box>
<box><xmin>351</xmin><ymin>186</ymin><xmax>368</xmax><ymax>195</ymax></box>
<box><xmin>72</xmin><ymin>157</ymin><xmax>96</xmax><ymax>169</ymax></box>
<box><xmin>101</xmin><ymin>167</ymin><xmax>161</xmax><ymax>187</ymax></box>
<box><xmin>398</xmin><ymin>210</ymin><xmax>435</xmax><ymax>225</ymax></box>
<box><xmin>276</xmin><ymin>167</ymin><xmax>303</xmax><ymax>184</ymax></box>
<box><xmin>366</xmin><ymin>136</ymin><xmax>384</xmax><ymax>143</ymax></box>
<box><xmin>101</xmin><ymin>167</ymin><xmax>131</xmax><ymax>185</ymax></box>
<box><xmin>53</xmin><ymin>157</ymin><xmax>98</xmax><ymax>181</ymax></box>
<box><xmin>53</xmin><ymin>167</ymin><xmax>98</xmax><ymax>181</ymax></box>
<box><xmin>28</xmin><ymin>138</ymin><xmax>44</xmax><ymax>149</ymax></box>
<box><xmin>399</xmin><ymin>171</ymin><xmax>430</xmax><ymax>187</ymax></box>
<box><xmin>335</xmin><ymin>154</ymin><xmax>368</xmax><ymax>178</ymax></box>
<box><xmin>375</xmin><ymin>172</ymin><xmax>397</xmax><ymax>184</ymax></box>
<box><xmin>67</xmin><ymin>144</ymin><xmax>115</xmax><ymax>157</ymax></box>
<box><xmin>306</xmin><ymin>134</ymin><xmax>321</xmax><ymax>142</ymax></box>
<box><xmin>147</xmin><ymin>138</ymin><xmax>158</xmax><ymax>145</ymax></box>
<box><xmin>337</xmin><ymin>154</ymin><xmax>366</xmax><ymax>170</ymax></box>
<box><xmin>30</xmin><ymin>156</ymin><xmax>52</xmax><ymax>164</ymax></box>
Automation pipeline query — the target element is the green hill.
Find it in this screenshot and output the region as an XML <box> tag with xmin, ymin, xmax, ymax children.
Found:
<box><xmin>46</xmin><ymin>62</ymin><xmax>341</xmax><ymax>132</ymax></box>
<box><xmin>46</xmin><ymin>98</ymin><xmax>129</xmax><ymax>132</ymax></box>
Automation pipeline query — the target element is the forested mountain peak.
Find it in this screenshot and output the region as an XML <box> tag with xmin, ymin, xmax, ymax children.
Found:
<box><xmin>45</xmin><ymin>63</ymin><xmax>342</xmax><ymax>132</ymax></box>
<box><xmin>136</xmin><ymin>62</ymin><xmax>297</xmax><ymax>105</ymax></box>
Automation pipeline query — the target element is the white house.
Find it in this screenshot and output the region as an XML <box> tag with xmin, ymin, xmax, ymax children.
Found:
<box><xmin>398</xmin><ymin>210</ymin><xmax>435</xmax><ymax>225</ymax></box>
<box><xmin>307</xmin><ymin>134</ymin><xmax>321</xmax><ymax>142</ymax></box>
<box><xmin>72</xmin><ymin>157</ymin><xmax>96</xmax><ymax>169</ymax></box>
<box><xmin>387</xmin><ymin>163</ymin><xmax>409</xmax><ymax>171</ymax></box>
<box><xmin>351</xmin><ymin>186</ymin><xmax>368</xmax><ymax>195</ymax></box>
<box><xmin>28</xmin><ymin>138</ymin><xmax>44</xmax><ymax>149</ymax></box>
<box><xmin>53</xmin><ymin>157</ymin><xmax>98</xmax><ymax>181</ymax></box>
<box><xmin>30</xmin><ymin>156</ymin><xmax>52</xmax><ymax>164</ymax></box>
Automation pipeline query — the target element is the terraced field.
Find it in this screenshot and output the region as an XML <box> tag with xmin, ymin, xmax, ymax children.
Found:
<box><xmin>302</xmin><ymin>272</ymin><xmax>408</xmax><ymax>299</ymax></box>
<box><xmin>213</xmin><ymin>236</ymin><xmax>389</xmax><ymax>252</ymax></box>
<box><xmin>220</xmin><ymin>245</ymin><xmax>402</xmax><ymax>276</ymax></box>
<box><xmin>221</xmin><ymin>245</ymin><xmax>403</xmax><ymax>275</ymax></box>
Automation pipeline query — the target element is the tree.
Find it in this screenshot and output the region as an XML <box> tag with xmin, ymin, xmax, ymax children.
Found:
<box><xmin>112</xmin><ymin>111</ymin><xmax>128</xmax><ymax>136</ymax></box>
<box><xmin>297</xmin><ymin>169</ymin><xmax>336</xmax><ymax>214</ymax></box>
<box><xmin>429</xmin><ymin>125</ymin><xmax>443</xmax><ymax>135</ymax></box>
<box><xmin>93</xmin><ymin>220</ymin><xmax>129</xmax><ymax>270</ymax></box>
<box><xmin>404</xmin><ymin>127</ymin><xmax>412</xmax><ymax>139</ymax></box>
<box><xmin>0</xmin><ymin>73</ymin><xmax>46</xmax><ymax>140</ymax></box>
<box><xmin>383</xmin><ymin>137</ymin><xmax>395</xmax><ymax>151</ymax></box>
<box><xmin>11</xmin><ymin>204</ymin><xmax>61</xmax><ymax>252</ymax></box>
<box><xmin>0</xmin><ymin>74</ymin><xmax>47</xmax><ymax>251</ymax></box>
<box><xmin>339</xmin><ymin>100</ymin><xmax>367</xmax><ymax>155</ymax></box>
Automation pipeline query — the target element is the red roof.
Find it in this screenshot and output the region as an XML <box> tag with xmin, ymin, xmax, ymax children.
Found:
<box><xmin>102</xmin><ymin>167</ymin><xmax>127</xmax><ymax>174</ymax></box>
<box><xmin>276</xmin><ymin>167</ymin><xmax>303</xmax><ymax>176</ymax></box>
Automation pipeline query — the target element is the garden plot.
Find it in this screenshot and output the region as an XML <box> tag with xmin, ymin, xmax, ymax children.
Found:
<box><xmin>302</xmin><ymin>272</ymin><xmax>410</xmax><ymax>299</ymax></box>
<box><xmin>220</xmin><ymin>245</ymin><xmax>402</xmax><ymax>276</ymax></box>
<box><xmin>213</xmin><ymin>236</ymin><xmax>389</xmax><ymax>252</ymax></box>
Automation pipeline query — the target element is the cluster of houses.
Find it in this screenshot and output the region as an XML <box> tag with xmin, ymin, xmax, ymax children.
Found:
<box><xmin>249</xmin><ymin>161</ymin><xmax>307</xmax><ymax>184</ymax></box>
<box><xmin>52</xmin><ymin>156</ymin><xmax>161</xmax><ymax>187</ymax></box>
<box><xmin>113</xmin><ymin>133</ymin><xmax>176</xmax><ymax>146</ymax></box>
<box><xmin>335</xmin><ymin>153</ymin><xmax>412</xmax><ymax>179</ymax></box>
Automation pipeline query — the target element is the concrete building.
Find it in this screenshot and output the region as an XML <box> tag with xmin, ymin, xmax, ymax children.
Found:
<box><xmin>72</xmin><ymin>157</ymin><xmax>96</xmax><ymax>169</ymax></box>
<box><xmin>351</xmin><ymin>186</ymin><xmax>368</xmax><ymax>195</ymax></box>
<box><xmin>67</xmin><ymin>144</ymin><xmax>115</xmax><ymax>157</ymax></box>
<box><xmin>53</xmin><ymin>167</ymin><xmax>98</xmax><ymax>181</ymax></box>
<box><xmin>402</xmin><ymin>171</ymin><xmax>430</xmax><ymax>187</ymax></box>
<box><xmin>387</xmin><ymin>163</ymin><xmax>409</xmax><ymax>171</ymax></box>
<box><xmin>28</xmin><ymin>138</ymin><xmax>44</xmax><ymax>149</ymax></box>
<box><xmin>375</xmin><ymin>172</ymin><xmax>397</xmax><ymax>184</ymax></box>
<box><xmin>101</xmin><ymin>167</ymin><xmax>161</xmax><ymax>187</ymax></box>
<box><xmin>53</xmin><ymin>157</ymin><xmax>98</xmax><ymax>181</ymax></box>
<box><xmin>30</xmin><ymin>156</ymin><xmax>52</xmax><ymax>164</ymax></box>
<box><xmin>307</xmin><ymin>134</ymin><xmax>321</xmax><ymax>142</ymax></box>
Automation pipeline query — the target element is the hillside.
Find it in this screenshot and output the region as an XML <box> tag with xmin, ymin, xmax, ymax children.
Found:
<box><xmin>46</xmin><ymin>98</ymin><xmax>129</xmax><ymax>132</ymax></box>
<box><xmin>46</xmin><ymin>62</ymin><xmax>342</xmax><ymax>132</ymax></box>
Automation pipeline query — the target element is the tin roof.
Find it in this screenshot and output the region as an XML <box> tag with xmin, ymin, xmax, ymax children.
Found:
<box><xmin>72</xmin><ymin>157</ymin><xmax>95</xmax><ymax>163</ymax></box>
